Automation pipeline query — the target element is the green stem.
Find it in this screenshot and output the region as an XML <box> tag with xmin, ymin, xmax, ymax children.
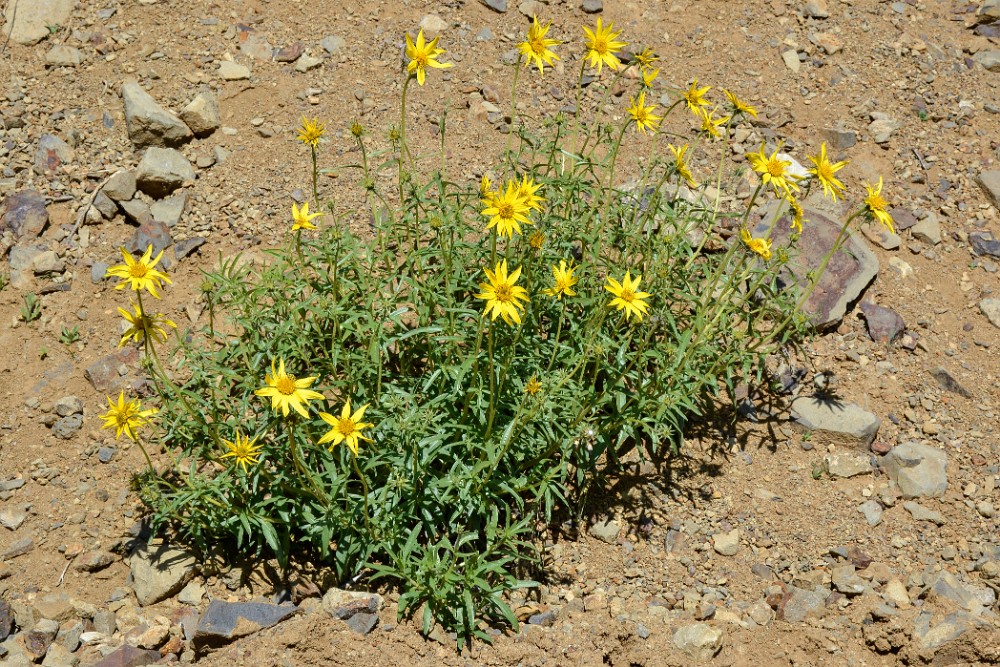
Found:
<box><xmin>350</xmin><ymin>454</ymin><xmax>373</xmax><ymax>538</ymax></box>
<box><xmin>505</xmin><ymin>57</ymin><xmax>521</xmax><ymax>165</ymax></box>
<box><xmin>310</xmin><ymin>145</ymin><xmax>319</xmax><ymax>206</ymax></box>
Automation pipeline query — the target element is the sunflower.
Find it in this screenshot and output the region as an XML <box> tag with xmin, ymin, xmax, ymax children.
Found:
<box><xmin>582</xmin><ymin>18</ymin><xmax>627</xmax><ymax>73</ymax></box>
<box><xmin>806</xmin><ymin>142</ymin><xmax>848</xmax><ymax>201</ymax></box>
<box><xmin>516</xmin><ymin>175</ymin><xmax>545</xmax><ymax>211</ymax></box>
<box><xmin>605</xmin><ymin>271</ymin><xmax>652</xmax><ymax>322</ymax></box>
<box><xmin>220</xmin><ymin>432</ymin><xmax>264</xmax><ymax>472</ymax></box>
<box><xmin>863</xmin><ymin>177</ymin><xmax>895</xmax><ymax>234</ymax></box>
<box><xmin>746</xmin><ymin>142</ymin><xmax>801</xmax><ymax>196</ymax></box>
<box><xmin>741</xmin><ymin>228</ymin><xmax>773</xmax><ymax>261</ymax></box>
<box><xmin>99</xmin><ymin>391</ymin><xmax>157</xmax><ymax>442</ymax></box>
<box><xmin>524</xmin><ymin>376</ymin><xmax>543</xmax><ymax>395</ymax></box>
<box><xmin>318</xmin><ymin>400</ymin><xmax>373</xmax><ymax>456</ymax></box>
<box><xmin>668</xmin><ymin>143</ymin><xmax>697</xmax><ymax>188</ymax></box>
<box><xmin>682</xmin><ymin>78</ymin><xmax>711</xmax><ymax>111</ymax></box>
<box><xmin>254</xmin><ymin>358</ymin><xmax>325</xmax><ymax>419</ymax></box>
<box><xmin>105</xmin><ymin>246</ymin><xmax>172</xmax><ymax>298</ymax></box>
<box><xmin>405</xmin><ymin>28</ymin><xmax>453</xmax><ymax>86</ymax></box>
<box><xmin>696</xmin><ymin>107</ymin><xmax>729</xmax><ymax>140</ymax></box>
<box><xmin>291</xmin><ymin>201</ymin><xmax>323</xmax><ymax>231</ymax></box>
<box><xmin>118</xmin><ymin>302</ymin><xmax>176</xmax><ymax>347</ymax></box>
<box><xmin>475</xmin><ymin>259</ymin><xmax>530</xmax><ymax>325</ymax></box>
<box><xmin>297</xmin><ymin>117</ymin><xmax>325</xmax><ymax>148</ymax></box>
<box><xmin>482</xmin><ymin>180</ymin><xmax>532</xmax><ymax>238</ymax></box>
<box><xmin>724</xmin><ymin>89</ymin><xmax>758</xmax><ymax>118</ymax></box>
<box><xmin>542</xmin><ymin>260</ymin><xmax>579</xmax><ymax>300</ymax></box>
<box><xmin>627</xmin><ymin>92</ymin><xmax>662</xmax><ymax>134</ymax></box>
<box><xmin>518</xmin><ymin>16</ymin><xmax>561</xmax><ymax>74</ymax></box>
<box><xmin>785</xmin><ymin>195</ymin><xmax>806</xmax><ymax>234</ymax></box>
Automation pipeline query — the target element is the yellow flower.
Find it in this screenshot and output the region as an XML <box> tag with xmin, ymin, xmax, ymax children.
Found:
<box><xmin>605</xmin><ymin>271</ymin><xmax>651</xmax><ymax>322</ymax></box>
<box><xmin>291</xmin><ymin>201</ymin><xmax>323</xmax><ymax>231</ymax></box>
<box><xmin>863</xmin><ymin>176</ymin><xmax>895</xmax><ymax>234</ymax></box>
<box><xmin>405</xmin><ymin>28</ymin><xmax>453</xmax><ymax>86</ymax></box>
<box><xmin>297</xmin><ymin>117</ymin><xmax>325</xmax><ymax>148</ymax></box>
<box><xmin>806</xmin><ymin>142</ymin><xmax>848</xmax><ymax>201</ymax></box>
<box><xmin>582</xmin><ymin>18</ymin><xmax>627</xmax><ymax>73</ymax></box>
<box><xmin>100</xmin><ymin>391</ymin><xmax>157</xmax><ymax>442</ymax></box>
<box><xmin>542</xmin><ymin>260</ymin><xmax>579</xmax><ymax>300</ymax></box>
<box><xmin>482</xmin><ymin>180</ymin><xmax>532</xmax><ymax>238</ymax></box>
<box><xmin>105</xmin><ymin>246</ymin><xmax>172</xmax><ymax>298</ymax></box>
<box><xmin>318</xmin><ymin>400</ymin><xmax>373</xmax><ymax>456</ymax></box>
<box><xmin>524</xmin><ymin>376</ymin><xmax>542</xmax><ymax>395</ymax></box>
<box><xmin>696</xmin><ymin>107</ymin><xmax>729</xmax><ymax>140</ymax></box>
<box><xmin>682</xmin><ymin>78</ymin><xmax>711</xmax><ymax>111</ymax></box>
<box><xmin>627</xmin><ymin>92</ymin><xmax>662</xmax><ymax>134</ymax></box>
<box><xmin>633</xmin><ymin>47</ymin><xmax>659</xmax><ymax>70</ymax></box>
<box><xmin>254</xmin><ymin>358</ymin><xmax>325</xmax><ymax>419</ymax></box>
<box><xmin>724</xmin><ymin>89</ymin><xmax>758</xmax><ymax>118</ymax></box>
<box><xmin>740</xmin><ymin>227</ymin><xmax>773</xmax><ymax>261</ymax></box>
<box><xmin>641</xmin><ymin>68</ymin><xmax>660</xmax><ymax>88</ymax></box>
<box><xmin>480</xmin><ymin>174</ymin><xmax>494</xmax><ymax>198</ymax></box>
<box><xmin>529</xmin><ymin>231</ymin><xmax>545</xmax><ymax>250</ymax></box>
<box><xmin>518</xmin><ymin>16</ymin><xmax>561</xmax><ymax>74</ymax></box>
<box><xmin>516</xmin><ymin>175</ymin><xmax>545</xmax><ymax>212</ymax></box>
<box><xmin>475</xmin><ymin>259</ymin><xmax>530</xmax><ymax>325</ymax></box>
<box><xmin>668</xmin><ymin>143</ymin><xmax>697</xmax><ymax>188</ymax></box>
<box><xmin>350</xmin><ymin>121</ymin><xmax>365</xmax><ymax>138</ymax></box>
<box><xmin>746</xmin><ymin>143</ymin><xmax>800</xmax><ymax>196</ymax></box>
<box><xmin>220</xmin><ymin>432</ymin><xmax>263</xmax><ymax>472</ymax></box>
<box><xmin>785</xmin><ymin>195</ymin><xmax>806</xmax><ymax>234</ymax></box>
<box><xmin>118</xmin><ymin>302</ymin><xmax>176</xmax><ymax>347</ymax></box>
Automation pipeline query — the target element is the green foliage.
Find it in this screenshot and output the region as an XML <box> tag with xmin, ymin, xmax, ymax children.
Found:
<box><xmin>59</xmin><ymin>325</ymin><xmax>81</xmax><ymax>345</ymax></box>
<box><xmin>20</xmin><ymin>293</ymin><xmax>41</xmax><ymax>323</ymax></box>
<box><xmin>0</xmin><ymin>271</ymin><xmax>8</xmax><ymax>291</ymax></box>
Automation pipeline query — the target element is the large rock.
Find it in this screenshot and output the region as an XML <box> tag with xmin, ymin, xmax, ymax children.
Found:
<box><xmin>790</xmin><ymin>396</ymin><xmax>881</xmax><ymax>447</ymax></box>
<box><xmin>178</xmin><ymin>92</ymin><xmax>220</xmax><ymax>137</ymax></box>
<box><xmin>129</xmin><ymin>540</ymin><xmax>197</xmax><ymax>606</ymax></box>
<box><xmin>192</xmin><ymin>600</ymin><xmax>298</xmax><ymax>650</ymax></box>
<box><xmin>33</xmin><ymin>134</ymin><xmax>74</xmax><ymax>175</ymax></box>
<box><xmin>780</xmin><ymin>585</ymin><xmax>827</xmax><ymax>622</ymax></box>
<box><xmin>103</xmin><ymin>170</ymin><xmax>137</xmax><ymax>202</ymax></box>
<box><xmin>135</xmin><ymin>147</ymin><xmax>195</xmax><ymax>197</ymax></box>
<box><xmin>2</xmin><ymin>190</ymin><xmax>48</xmax><ymax>241</ymax></box>
<box><xmin>974</xmin><ymin>51</ymin><xmax>1000</xmax><ymax>72</ymax></box>
<box><xmin>754</xmin><ymin>202</ymin><xmax>879</xmax><ymax>329</ymax></box>
<box><xmin>322</xmin><ymin>588</ymin><xmax>383</xmax><ymax>635</ymax></box>
<box><xmin>880</xmin><ymin>441</ymin><xmax>948</xmax><ymax>499</ymax></box>
<box><xmin>2</xmin><ymin>0</ymin><xmax>74</xmax><ymax>45</ymax></box>
<box><xmin>121</xmin><ymin>82</ymin><xmax>193</xmax><ymax>148</ymax></box>
<box><xmin>86</xmin><ymin>644</ymin><xmax>160</xmax><ymax>667</ymax></box>
<box><xmin>981</xmin><ymin>299</ymin><xmax>1000</xmax><ymax>329</ymax></box>
<box><xmin>672</xmin><ymin>623</ymin><xmax>723</xmax><ymax>661</ymax></box>
<box><xmin>979</xmin><ymin>171</ymin><xmax>1000</xmax><ymax>210</ymax></box>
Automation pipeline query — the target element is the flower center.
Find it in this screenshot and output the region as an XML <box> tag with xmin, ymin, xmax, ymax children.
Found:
<box><xmin>276</xmin><ymin>376</ymin><xmax>297</xmax><ymax>395</ymax></box>
<box><xmin>620</xmin><ymin>288</ymin><xmax>635</xmax><ymax>303</ymax></box>
<box><xmin>498</xmin><ymin>202</ymin><xmax>515</xmax><ymax>220</ymax></box>
<box><xmin>868</xmin><ymin>194</ymin><xmax>886</xmax><ymax>211</ymax></box>
<box><xmin>766</xmin><ymin>159</ymin><xmax>786</xmax><ymax>178</ymax></box>
<box><xmin>530</xmin><ymin>37</ymin><xmax>545</xmax><ymax>55</ymax></box>
<box><xmin>338</xmin><ymin>417</ymin><xmax>356</xmax><ymax>435</ymax></box>
<box><xmin>414</xmin><ymin>51</ymin><xmax>429</xmax><ymax>68</ymax></box>
<box><xmin>129</xmin><ymin>263</ymin><xmax>149</xmax><ymax>279</ymax></box>
<box><xmin>494</xmin><ymin>284</ymin><xmax>513</xmax><ymax>302</ymax></box>
<box><xmin>593</xmin><ymin>37</ymin><xmax>608</xmax><ymax>54</ymax></box>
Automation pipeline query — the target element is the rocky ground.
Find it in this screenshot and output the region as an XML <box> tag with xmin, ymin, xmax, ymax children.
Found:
<box><xmin>2</xmin><ymin>0</ymin><xmax>1000</xmax><ymax>665</ymax></box>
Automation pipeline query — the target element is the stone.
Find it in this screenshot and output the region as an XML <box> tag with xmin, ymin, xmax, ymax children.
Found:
<box><xmin>218</xmin><ymin>61</ymin><xmax>250</xmax><ymax>80</ymax></box>
<box><xmin>981</xmin><ymin>299</ymin><xmax>1000</xmax><ymax>329</ymax></box>
<box><xmin>97</xmin><ymin>447</ymin><xmax>116</xmax><ymax>463</ymax></box>
<box><xmin>119</xmin><ymin>199</ymin><xmax>153</xmax><ymax>226</ymax></box>
<box><xmin>320</xmin><ymin>35</ymin><xmax>346</xmax><ymax>53</ymax></box>
<box><xmin>192</xmin><ymin>600</ymin><xmax>297</xmax><ymax>650</ymax></box>
<box><xmin>869</xmin><ymin>115</ymin><xmax>900</xmax><ymax>143</ymax></box>
<box><xmin>712</xmin><ymin>529</ymin><xmax>740</xmax><ymax>556</ymax></box>
<box><xmin>588</xmin><ymin>518</ymin><xmax>620</xmax><ymax>544</ymax></box>
<box><xmin>86</xmin><ymin>644</ymin><xmax>159</xmax><ymax>667</ymax></box>
<box><xmin>0</xmin><ymin>508</ymin><xmax>27</xmax><ymax>530</ymax></box>
<box><xmin>973</xmin><ymin>50</ymin><xmax>1000</xmax><ymax>72</ymax></box>
<box><xmin>672</xmin><ymin>623</ymin><xmax>722</xmax><ymax>661</ymax></box>
<box><xmin>85</xmin><ymin>347</ymin><xmax>139</xmax><ymax>392</ymax></box>
<box><xmin>0</xmin><ymin>601</ymin><xmax>12</xmax><ymax>641</ymax></box>
<box><xmin>970</xmin><ymin>232</ymin><xmax>1000</xmax><ymax>258</ymax></box>
<box><xmin>747</xmin><ymin>599</ymin><xmax>774</xmax><ymax>626</ymax></box>
<box><xmin>52</xmin><ymin>415</ymin><xmax>83</xmax><ymax>439</ymax></box>
<box><xmin>0</xmin><ymin>537</ymin><xmax>31</xmax><ymax>560</ymax></box>
<box><xmin>2</xmin><ymin>0</ymin><xmax>74</xmax><ymax>45</ymax></box>
<box><xmin>150</xmin><ymin>193</ymin><xmax>187</xmax><ymax>227</ymax></box>
<box><xmin>274</xmin><ymin>42</ymin><xmax>304</xmax><ymax>62</ymax></box>
<box><xmin>129</xmin><ymin>540</ymin><xmax>197</xmax><ymax>606</ymax></box>
<box><xmin>479</xmin><ymin>0</ymin><xmax>508</xmax><ymax>13</ymax></box>
<box><xmin>517</xmin><ymin>1</ymin><xmax>545</xmax><ymax>18</ymax></box>
<box><xmin>825</xmin><ymin>453</ymin><xmax>871</xmax><ymax>478</ymax></box>
<box><xmin>104</xmin><ymin>171</ymin><xmax>137</xmax><ymax>202</ymax></box>
<box><xmin>54</xmin><ymin>396</ymin><xmax>82</xmax><ymax>417</ymax></box>
<box><xmin>32</xmin><ymin>595</ymin><xmax>73</xmax><ymax>623</ymax></box>
<box><xmin>135</xmin><ymin>147</ymin><xmax>195</xmax><ymax>197</ymax></box>
<box><xmin>923</xmin><ymin>571</ymin><xmax>988</xmax><ymax>613</ymax></box>
<box><xmin>812</xmin><ymin>32</ymin><xmax>842</xmax><ymax>55</ymax></box>
<box><xmin>177</xmin><ymin>581</ymin><xmax>204</xmax><ymax>605</ymax></box>
<box><xmin>44</xmin><ymin>45</ymin><xmax>81</xmax><ymax>67</ymax></box>
<box><xmin>858</xmin><ymin>500</ymin><xmax>883</xmax><ymax>526</ymax></box>
<box><xmin>40</xmin><ymin>642</ymin><xmax>76</xmax><ymax>667</ymax></box>
<box><xmin>581</xmin><ymin>0</ymin><xmax>604</xmax><ymax>13</ymax></box>
<box><xmin>173</xmin><ymin>237</ymin><xmax>206</xmax><ymax>261</ymax></box>
<box><xmin>929</xmin><ymin>368</ymin><xmax>972</xmax><ymax>399</ymax></box>
<box><xmin>859</xmin><ymin>302</ymin><xmax>905</xmax><ymax>344</ymax></box>
<box><xmin>239</xmin><ymin>34</ymin><xmax>273</xmax><ymax>61</ymax></box>
<box><xmin>294</xmin><ymin>55</ymin><xmax>323</xmax><ymax>73</ymax></box>
<box><xmin>92</xmin><ymin>610</ymin><xmax>116</xmax><ymax>637</ymax></box>
<box><xmin>92</xmin><ymin>191</ymin><xmax>118</xmax><ymax>219</ymax></box>
<box><xmin>881</xmin><ymin>441</ymin><xmax>948</xmax><ymax>499</ymax></box>
<box><xmin>128</xmin><ymin>221</ymin><xmax>172</xmax><ymax>256</ymax></box>
<box><xmin>25</xmin><ymin>618</ymin><xmax>59</xmax><ymax>659</ymax></box>
<box><xmin>911</xmin><ymin>213</ymin><xmax>942</xmax><ymax>245</ymax></box>
<box><xmin>861</xmin><ymin>221</ymin><xmax>899</xmax><ymax>249</ymax></box>
<box><xmin>322</xmin><ymin>588</ymin><xmax>383</xmax><ymax>619</ymax></box>
<box><xmin>802</xmin><ymin>0</ymin><xmax>829</xmax><ymax>18</ymax></box>
<box><xmin>2</xmin><ymin>190</ymin><xmax>49</xmax><ymax>241</ymax></box>
<box><xmin>755</xmin><ymin>202</ymin><xmax>878</xmax><ymax>329</ymax></box>
<box><xmin>780</xmin><ymin>586</ymin><xmax>827</xmax><ymax>622</ymax></box>
<box><xmin>121</xmin><ymin>83</ymin><xmax>192</xmax><ymax>148</ymax></box>
<box><xmin>978</xmin><ymin>171</ymin><xmax>1000</xmax><ymax>209</ymax></box>
<box><xmin>32</xmin><ymin>250</ymin><xmax>65</xmax><ymax>274</ymax></box>
<box><xmin>790</xmin><ymin>396</ymin><xmax>881</xmax><ymax>448</ymax></box>
<box><xmin>832</xmin><ymin>565</ymin><xmax>867</xmax><ymax>595</ymax></box>
<box><xmin>130</xmin><ymin>623</ymin><xmax>169</xmax><ymax>649</ymax></box>
<box><xmin>823</xmin><ymin>127</ymin><xmax>856</xmax><ymax>150</ymax></box>
<box><xmin>782</xmin><ymin>50</ymin><xmax>800</xmax><ymax>72</ymax></box>
<box><xmin>903</xmin><ymin>501</ymin><xmax>946</xmax><ymax>525</ymax></box>
<box><xmin>75</xmin><ymin>551</ymin><xmax>116</xmax><ymax>572</ymax></box>
<box><xmin>419</xmin><ymin>14</ymin><xmax>448</xmax><ymax>39</ymax></box>
<box><xmin>178</xmin><ymin>92</ymin><xmax>220</xmax><ymax>137</ymax></box>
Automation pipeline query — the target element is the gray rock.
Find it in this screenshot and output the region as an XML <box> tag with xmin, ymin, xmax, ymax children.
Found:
<box><xmin>979</xmin><ymin>171</ymin><xmax>1000</xmax><ymax>210</ymax></box>
<box><xmin>981</xmin><ymin>299</ymin><xmax>1000</xmax><ymax>329</ymax></box>
<box><xmin>712</xmin><ymin>529</ymin><xmax>740</xmax><ymax>556</ymax></box>
<box><xmin>192</xmin><ymin>600</ymin><xmax>298</xmax><ymax>650</ymax></box>
<box><xmin>780</xmin><ymin>586</ymin><xmax>827</xmax><ymax>622</ymax></box>
<box><xmin>135</xmin><ymin>147</ymin><xmax>195</xmax><ymax>197</ymax></box>
<box><xmin>881</xmin><ymin>441</ymin><xmax>948</xmax><ymax>499</ymax></box>
<box><xmin>911</xmin><ymin>610</ymin><xmax>988</xmax><ymax>655</ymax></box>
<box><xmin>588</xmin><ymin>519</ymin><xmax>620</xmax><ymax>544</ymax></box>
<box><xmin>903</xmin><ymin>501</ymin><xmax>946</xmax><ymax>525</ymax></box>
<box><xmin>824</xmin><ymin>453</ymin><xmax>871</xmax><ymax>478</ymax></box>
<box><xmin>970</xmin><ymin>232</ymin><xmax>1000</xmax><ymax>258</ymax></box>
<box><xmin>859</xmin><ymin>302</ymin><xmax>905</xmax><ymax>344</ymax></box>
<box><xmin>84</xmin><ymin>348</ymin><xmax>139</xmax><ymax>393</ymax></box>
<box><xmin>91</xmin><ymin>262</ymin><xmax>109</xmax><ymax>284</ymax></box>
<box><xmin>150</xmin><ymin>193</ymin><xmax>187</xmax><ymax>227</ymax></box>
<box><xmin>75</xmin><ymin>551</ymin><xmax>116</xmax><ymax>572</ymax></box>
<box><xmin>129</xmin><ymin>540</ymin><xmax>197</xmax><ymax>606</ymax></box>
<box><xmin>97</xmin><ymin>447</ymin><xmax>116</xmax><ymax>463</ymax></box>
<box><xmin>25</xmin><ymin>618</ymin><xmax>59</xmax><ymax>659</ymax></box>
<box><xmin>419</xmin><ymin>14</ymin><xmax>448</xmax><ymax>39</ymax></box>
<box><xmin>40</xmin><ymin>642</ymin><xmax>75</xmax><ymax>667</ymax></box>
<box><xmin>118</xmin><ymin>199</ymin><xmax>152</xmax><ymax>228</ymax></box>
<box><xmin>54</xmin><ymin>396</ymin><xmax>82</xmax><ymax>417</ymax></box>
<box><xmin>322</xmin><ymin>588</ymin><xmax>383</xmax><ymax>619</ymax></box>
<box><xmin>121</xmin><ymin>82</ymin><xmax>192</xmax><ymax>148</ymax></box>
<box><xmin>239</xmin><ymin>34</ymin><xmax>273</xmax><ymax>61</ymax></box>
<box><xmin>911</xmin><ymin>212</ymin><xmax>942</xmax><ymax>245</ymax></box>
<box><xmin>782</xmin><ymin>49</ymin><xmax>801</xmax><ymax>72</ymax></box>
<box><xmin>857</xmin><ymin>500</ymin><xmax>883</xmax><ymax>526</ymax></box>
<box><xmin>790</xmin><ymin>396</ymin><xmax>881</xmax><ymax>447</ymax></box>
<box><xmin>85</xmin><ymin>644</ymin><xmax>159</xmax><ymax>667</ymax></box>
<box><xmin>294</xmin><ymin>55</ymin><xmax>323</xmax><ymax>73</ymax></box>
<box><xmin>0</xmin><ymin>508</ymin><xmax>27</xmax><ymax>530</ymax></box>
<box><xmin>44</xmin><ymin>45</ymin><xmax>81</xmax><ymax>67</ymax></box>
<box><xmin>581</xmin><ymin>0</ymin><xmax>603</xmax><ymax>13</ymax></box>
<box><xmin>747</xmin><ymin>599</ymin><xmax>774</xmax><ymax>626</ymax></box>
<box><xmin>178</xmin><ymin>92</ymin><xmax>220</xmax><ymax>137</ymax></box>
<box><xmin>672</xmin><ymin>623</ymin><xmax>723</xmax><ymax>661</ymax></box>
<box><xmin>128</xmin><ymin>221</ymin><xmax>172</xmax><ymax>256</ymax></box>
<box><xmin>802</xmin><ymin>0</ymin><xmax>829</xmax><ymax>18</ymax></box>
<box><xmin>32</xmin><ymin>250</ymin><xmax>64</xmax><ymax>274</ymax></box>
<box><xmin>831</xmin><ymin>564</ymin><xmax>866</xmax><ymax>595</ymax></box>
<box><xmin>320</xmin><ymin>35</ymin><xmax>346</xmax><ymax>53</ymax></box>
<box><xmin>479</xmin><ymin>0</ymin><xmax>508</xmax><ymax>12</ymax></box>
<box><xmin>822</xmin><ymin>126</ymin><xmax>856</xmax><ymax>150</ymax></box>
<box><xmin>177</xmin><ymin>580</ymin><xmax>204</xmax><ymax>605</ymax></box>
<box><xmin>922</xmin><ymin>571</ymin><xmax>989</xmax><ymax>613</ymax></box>
<box><xmin>218</xmin><ymin>61</ymin><xmax>250</xmax><ymax>80</ymax></box>
<box><xmin>174</xmin><ymin>237</ymin><xmax>206</xmax><ymax>261</ymax></box>
<box><xmin>973</xmin><ymin>50</ymin><xmax>1000</xmax><ymax>72</ymax></box>
<box><xmin>52</xmin><ymin>414</ymin><xmax>83</xmax><ymax>439</ymax></box>
<box><xmin>2</xmin><ymin>0</ymin><xmax>74</xmax><ymax>45</ymax></box>
<box><xmin>92</xmin><ymin>610</ymin><xmax>116</xmax><ymax>637</ymax></box>
<box><xmin>2</xmin><ymin>536</ymin><xmax>34</xmax><ymax>560</ymax></box>
<box><xmin>34</xmin><ymin>134</ymin><xmax>74</xmax><ymax>175</ymax></box>
<box><xmin>981</xmin><ymin>0</ymin><xmax>1000</xmax><ymax>21</ymax></box>
<box><xmin>929</xmin><ymin>368</ymin><xmax>972</xmax><ymax>399</ymax></box>
<box><xmin>104</xmin><ymin>171</ymin><xmax>137</xmax><ymax>202</ymax></box>
<box><xmin>2</xmin><ymin>190</ymin><xmax>49</xmax><ymax>241</ymax></box>
<box><xmin>755</xmin><ymin>202</ymin><xmax>878</xmax><ymax>329</ymax></box>
<box><xmin>92</xmin><ymin>190</ymin><xmax>118</xmax><ymax>219</ymax></box>
<box><xmin>861</xmin><ymin>222</ymin><xmax>901</xmax><ymax>250</ymax></box>
<box><xmin>869</xmin><ymin>115</ymin><xmax>901</xmax><ymax>143</ymax></box>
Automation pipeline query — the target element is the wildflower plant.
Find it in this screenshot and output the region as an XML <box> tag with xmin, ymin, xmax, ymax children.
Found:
<box><xmin>119</xmin><ymin>17</ymin><xmax>898</xmax><ymax>649</ymax></box>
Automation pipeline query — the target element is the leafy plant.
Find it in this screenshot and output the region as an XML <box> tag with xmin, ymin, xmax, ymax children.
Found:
<box><xmin>59</xmin><ymin>325</ymin><xmax>81</xmax><ymax>345</ymax></box>
<box><xmin>20</xmin><ymin>293</ymin><xmax>41</xmax><ymax>323</ymax></box>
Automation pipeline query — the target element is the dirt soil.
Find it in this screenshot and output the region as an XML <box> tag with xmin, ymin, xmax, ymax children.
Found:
<box><xmin>2</xmin><ymin>0</ymin><xmax>1000</xmax><ymax>665</ymax></box>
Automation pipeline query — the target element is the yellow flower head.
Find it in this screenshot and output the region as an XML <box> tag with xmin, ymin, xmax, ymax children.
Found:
<box><xmin>475</xmin><ymin>259</ymin><xmax>530</xmax><ymax>325</ymax></box>
<box><xmin>291</xmin><ymin>201</ymin><xmax>323</xmax><ymax>231</ymax></box>
<box><xmin>100</xmin><ymin>391</ymin><xmax>157</xmax><ymax>442</ymax></box>
<box><xmin>605</xmin><ymin>271</ymin><xmax>651</xmax><ymax>322</ymax></box>
<box><xmin>723</xmin><ymin>89</ymin><xmax>758</xmax><ymax>118</ymax></box>
<box><xmin>863</xmin><ymin>176</ymin><xmax>895</xmax><ymax>234</ymax></box>
<box><xmin>668</xmin><ymin>143</ymin><xmax>697</xmax><ymax>188</ymax></box>
<box><xmin>482</xmin><ymin>180</ymin><xmax>532</xmax><ymax>238</ymax></box>
<box><xmin>633</xmin><ymin>47</ymin><xmax>659</xmax><ymax>70</ymax></box>
<box><xmin>297</xmin><ymin>117</ymin><xmax>325</xmax><ymax>148</ymax></box>
<box><xmin>582</xmin><ymin>18</ymin><xmax>627</xmax><ymax>73</ymax></box>
<box><xmin>627</xmin><ymin>92</ymin><xmax>662</xmax><ymax>134</ymax></box>
<box><xmin>105</xmin><ymin>246</ymin><xmax>173</xmax><ymax>299</ymax></box>
<box><xmin>480</xmin><ymin>174</ymin><xmax>494</xmax><ymax>198</ymax></box>
<box><xmin>746</xmin><ymin>142</ymin><xmax>800</xmax><ymax>196</ymax></box>
<box><xmin>740</xmin><ymin>228</ymin><xmax>773</xmax><ymax>261</ymax></box>
<box><xmin>254</xmin><ymin>358</ymin><xmax>325</xmax><ymax>419</ymax></box>
<box><xmin>528</xmin><ymin>231</ymin><xmax>545</xmax><ymax>250</ymax></box>
<box><xmin>405</xmin><ymin>28</ymin><xmax>453</xmax><ymax>86</ymax></box>
<box><xmin>641</xmin><ymin>67</ymin><xmax>660</xmax><ymax>88</ymax></box>
<box><xmin>516</xmin><ymin>175</ymin><xmax>545</xmax><ymax>211</ymax></box>
<box><xmin>220</xmin><ymin>432</ymin><xmax>263</xmax><ymax>472</ymax></box>
<box><xmin>806</xmin><ymin>142</ymin><xmax>848</xmax><ymax>201</ymax></box>
<box><xmin>524</xmin><ymin>376</ymin><xmax>542</xmax><ymax>395</ymax></box>
<box><xmin>118</xmin><ymin>301</ymin><xmax>176</xmax><ymax>347</ymax></box>
<box><xmin>696</xmin><ymin>107</ymin><xmax>729</xmax><ymax>140</ymax></box>
<box><xmin>518</xmin><ymin>16</ymin><xmax>561</xmax><ymax>74</ymax></box>
<box><xmin>683</xmin><ymin>78</ymin><xmax>711</xmax><ymax>111</ymax></box>
<box><xmin>785</xmin><ymin>195</ymin><xmax>806</xmax><ymax>234</ymax></box>
<box><xmin>318</xmin><ymin>400</ymin><xmax>373</xmax><ymax>456</ymax></box>
<box><xmin>542</xmin><ymin>260</ymin><xmax>579</xmax><ymax>300</ymax></box>
<box><xmin>350</xmin><ymin>121</ymin><xmax>365</xmax><ymax>138</ymax></box>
